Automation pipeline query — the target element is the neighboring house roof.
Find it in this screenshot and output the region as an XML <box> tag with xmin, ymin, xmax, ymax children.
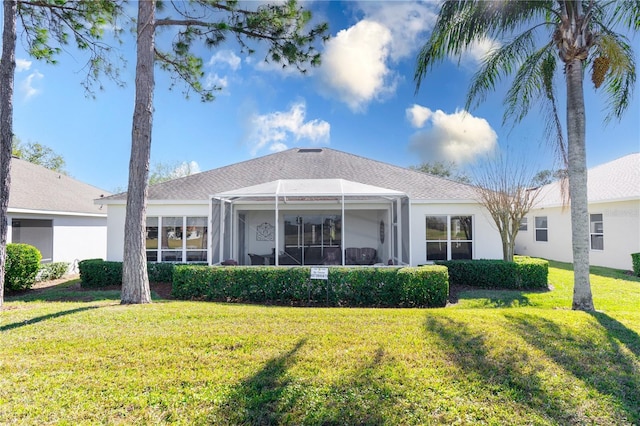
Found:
<box><xmin>101</xmin><ymin>147</ymin><xmax>477</xmax><ymax>202</ymax></box>
<box><xmin>535</xmin><ymin>152</ymin><xmax>640</xmax><ymax>207</ymax></box>
<box><xmin>8</xmin><ymin>157</ymin><xmax>110</xmax><ymax>215</ymax></box>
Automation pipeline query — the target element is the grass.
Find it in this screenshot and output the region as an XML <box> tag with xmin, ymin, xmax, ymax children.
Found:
<box><xmin>1</xmin><ymin>262</ymin><xmax>638</xmax><ymax>425</ymax></box>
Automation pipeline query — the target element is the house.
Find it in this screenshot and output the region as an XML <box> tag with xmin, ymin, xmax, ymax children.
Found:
<box><xmin>515</xmin><ymin>153</ymin><xmax>640</xmax><ymax>271</ymax></box>
<box><xmin>8</xmin><ymin>157</ymin><xmax>110</xmax><ymax>266</ymax></box>
<box><xmin>98</xmin><ymin>148</ymin><xmax>503</xmax><ymax>266</ymax></box>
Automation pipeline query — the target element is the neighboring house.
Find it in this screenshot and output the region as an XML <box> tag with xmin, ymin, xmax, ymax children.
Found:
<box><xmin>8</xmin><ymin>157</ymin><xmax>110</xmax><ymax>266</ymax></box>
<box><xmin>98</xmin><ymin>148</ymin><xmax>503</xmax><ymax>266</ymax></box>
<box><xmin>515</xmin><ymin>152</ymin><xmax>640</xmax><ymax>271</ymax></box>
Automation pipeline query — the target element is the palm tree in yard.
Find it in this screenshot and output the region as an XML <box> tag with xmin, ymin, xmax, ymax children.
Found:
<box><xmin>415</xmin><ymin>1</ymin><xmax>638</xmax><ymax>311</ymax></box>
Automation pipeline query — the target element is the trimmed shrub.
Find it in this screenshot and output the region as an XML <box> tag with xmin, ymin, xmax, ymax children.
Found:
<box><xmin>172</xmin><ymin>265</ymin><xmax>449</xmax><ymax>308</ymax></box>
<box><xmin>398</xmin><ymin>266</ymin><xmax>449</xmax><ymax>307</ymax></box>
<box><xmin>78</xmin><ymin>259</ymin><xmax>122</xmax><ymax>288</ymax></box>
<box><xmin>36</xmin><ymin>262</ymin><xmax>70</xmax><ymax>282</ymax></box>
<box><xmin>632</xmin><ymin>253</ymin><xmax>640</xmax><ymax>277</ymax></box>
<box><xmin>78</xmin><ymin>259</ymin><xmax>178</xmax><ymax>288</ymax></box>
<box><xmin>5</xmin><ymin>243</ymin><xmax>42</xmax><ymax>291</ymax></box>
<box><xmin>437</xmin><ymin>256</ymin><xmax>547</xmax><ymax>290</ymax></box>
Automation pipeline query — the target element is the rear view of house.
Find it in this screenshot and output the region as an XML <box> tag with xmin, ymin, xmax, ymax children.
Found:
<box><xmin>516</xmin><ymin>153</ymin><xmax>640</xmax><ymax>271</ymax></box>
<box><xmin>99</xmin><ymin>148</ymin><xmax>504</xmax><ymax>266</ymax></box>
<box><xmin>8</xmin><ymin>157</ymin><xmax>109</xmax><ymax>266</ymax></box>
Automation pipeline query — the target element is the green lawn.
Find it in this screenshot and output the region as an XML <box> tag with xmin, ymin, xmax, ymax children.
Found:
<box><xmin>1</xmin><ymin>261</ymin><xmax>639</xmax><ymax>425</ymax></box>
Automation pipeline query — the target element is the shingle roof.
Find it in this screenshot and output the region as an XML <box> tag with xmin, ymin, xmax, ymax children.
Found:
<box><xmin>8</xmin><ymin>157</ymin><xmax>110</xmax><ymax>215</ymax></box>
<box><xmin>102</xmin><ymin>148</ymin><xmax>477</xmax><ymax>202</ymax></box>
<box><xmin>536</xmin><ymin>152</ymin><xmax>640</xmax><ymax>207</ymax></box>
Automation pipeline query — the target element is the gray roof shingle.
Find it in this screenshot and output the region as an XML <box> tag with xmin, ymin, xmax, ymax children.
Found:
<box><xmin>8</xmin><ymin>157</ymin><xmax>110</xmax><ymax>215</ymax></box>
<box><xmin>536</xmin><ymin>152</ymin><xmax>640</xmax><ymax>206</ymax></box>
<box><xmin>102</xmin><ymin>148</ymin><xmax>477</xmax><ymax>202</ymax></box>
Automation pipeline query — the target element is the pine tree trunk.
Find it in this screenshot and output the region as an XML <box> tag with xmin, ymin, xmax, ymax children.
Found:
<box><xmin>121</xmin><ymin>0</ymin><xmax>155</xmax><ymax>304</ymax></box>
<box><xmin>0</xmin><ymin>0</ymin><xmax>17</xmax><ymax>308</ymax></box>
<box><xmin>566</xmin><ymin>57</ymin><xmax>594</xmax><ymax>311</ymax></box>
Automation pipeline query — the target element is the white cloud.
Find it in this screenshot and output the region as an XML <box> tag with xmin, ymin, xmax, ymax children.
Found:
<box><xmin>20</xmin><ymin>70</ymin><xmax>44</xmax><ymax>100</ymax></box>
<box><xmin>205</xmin><ymin>73</ymin><xmax>228</xmax><ymax>90</ymax></box>
<box><xmin>207</xmin><ymin>50</ymin><xmax>241</xmax><ymax>70</ymax></box>
<box><xmin>406</xmin><ymin>104</ymin><xmax>434</xmax><ymax>128</ymax></box>
<box><xmin>16</xmin><ymin>58</ymin><xmax>32</xmax><ymax>72</ymax></box>
<box><xmin>407</xmin><ymin>105</ymin><xmax>498</xmax><ymax>165</ymax></box>
<box><xmin>357</xmin><ymin>2</ymin><xmax>438</xmax><ymax>62</ymax></box>
<box><xmin>455</xmin><ymin>37</ymin><xmax>501</xmax><ymax>68</ymax></box>
<box><xmin>318</xmin><ymin>20</ymin><xmax>395</xmax><ymax>112</ymax></box>
<box><xmin>247</xmin><ymin>101</ymin><xmax>330</xmax><ymax>155</ymax></box>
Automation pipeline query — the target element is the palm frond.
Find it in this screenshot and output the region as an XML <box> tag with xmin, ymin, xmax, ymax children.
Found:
<box><xmin>591</xmin><ymin>32</ymin><xmax>636</xmax><ymax>121</ymax></box>
<box><xmin>415</xmin><ymin>0</ymin><xmax>554</xmax><ymax>92</ymax></box>
<box><xmin>466</xmin><ymin>27</ymin><xmax>539</xmax><ymax>111</ymax></box>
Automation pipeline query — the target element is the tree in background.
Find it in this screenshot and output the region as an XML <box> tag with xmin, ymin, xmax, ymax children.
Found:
<box><xmin>410</xmin><ymin>161</ymin><xmax>472</xmax><ymax>184</ymax></box>
<box><xmin>12</xmin><ymin>138</ymin><xmax>67</xmax><ymax>174</ymax></box>
<box><xmin>148</xmin><ymin>160</ymin><xmax>200</xmax><ymax>185</ymax></box>
<box><xmin>415</xmin><ymin>1</ymin><xmax>638</xmax><ymax>311</ymax></box>
<box><xmin>473</xmin><ymin>152</ymin><xmax>541</xmax><ymax>262</ymax></box>
<box><xmin>121</xmin><ymin>0</ymin><xmax>329</xmax><ymax>304</ymax></box>
<box><xmin>0</xmin><ymin>1</ymin><xmax>123</xmax><ymax>307</ymax></box>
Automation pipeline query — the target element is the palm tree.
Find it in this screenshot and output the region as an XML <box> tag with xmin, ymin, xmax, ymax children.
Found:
<box><xmin>415</xmin><ymin>1</ymin><xmax>637</xmax><ymax>311</ymax></box>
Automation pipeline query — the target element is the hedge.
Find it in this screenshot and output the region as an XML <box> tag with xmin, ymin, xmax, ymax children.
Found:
<box><xmin>78</xmin><ymin>259</ymin><xmax>176</xmax><ymax>288</ymax></box>
<box><xmin>436</xmin><ymin>256</ymin><xmax>548</xmax><ymax>290</ymax></box>
<box><xmin>171</xmin><ymin>265</ymin><xmax>449</xmax><ymax>308</ymax></box>
<box><xmin>5</xmin><ymin>243</ymin><xmax>42</xmax><ymax>291</ymax></box>
<box><xmin>632</xmin><ymin>253</ymin><xmax>640</xmax><ymax>277</ymax></box>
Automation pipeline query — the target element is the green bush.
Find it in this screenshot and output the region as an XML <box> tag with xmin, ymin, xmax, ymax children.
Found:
<box><xmin>5</xmin><ymin>243</ymin><xmax>42</xmax><ymax>291</ymax></box>
<box><xmin>172</xmin><ymin>265</ymin><xmax>449</xmax><ymax>308</ymax></box>
<box><xmin>78</xmin><ymin>260</ymin><xmax>178</xmax><ymax>288</ymax></box>
<box><xmin>78</xmin><ymin>259</ymin><xmax>122</xmax><ymax>288</ymax></box>
<box><xmin>437</xmin><ymin>256</ymin><xmax>548</xmax><ymax>290</ymax></box>
<box><xmin>36</xmin><ymin>262</ymin><xmax>70</xmax><ymax>282</ymax></box>
<box><xmin>632</xmin><ymin>253</ymin><xmax>640</xmax><ymax>277</ymax></box>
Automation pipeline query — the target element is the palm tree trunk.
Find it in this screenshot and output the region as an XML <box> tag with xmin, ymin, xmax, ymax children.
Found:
<box><xmin>565</xmin><ymin>57</ymin><xmax>594</xmax><ymax>311</ymax></box>
<box><xmin>121</xmin><ymin>0</ymin><xmax>155</xmax><ymax>304</ymax></box>
<box><xmin>0</xmin><ymin>0</ymin><xmax>17</xmax><ymax>307</ymax></box>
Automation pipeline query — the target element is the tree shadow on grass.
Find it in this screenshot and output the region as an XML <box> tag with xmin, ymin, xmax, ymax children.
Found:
<box><xmin>451</xmin><ymin>285</ymin><xmax>538</xmax><ymax>308</ymax></box>
<box><xmin>548</xmin><ymin>260</ymin><xmax>640</xmax><ymax>282</ymax></box>
<box><xmin>0</xmin><ymin>306</ymin><xmax>101</xmax><ymax>332</ymax></box>
<box><xmin>216</xmin><ymin>342</ymin><xmax>401</xmax><ymax>425</ymax></box>
<box><xmin>216</xmin><ymin>338</ymin><xmax>308</xmax><ymax>425</ymax></box>
<box><xmin>505</xmin><ymin>313</ymin><xmax>640</xmax><ymax>425</ymax></box>
<box><xmin>310</xmin><ymin>347</ymin><xmax>401</xmax><ymax>425</ymax></box>
<box><xmin>424</xmin><ymin>316</ymin><xmax>591</xmax><ymax>424</ymax></box>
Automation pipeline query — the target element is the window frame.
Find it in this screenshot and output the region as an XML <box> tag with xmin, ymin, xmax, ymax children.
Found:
<box><xmin>425</xmin><ymin>215</ymin><xmax>473</xmax><ymax>261</ymax></box>
<box><xmin>534</xmin><ymin>216</ymin><xmax>548</xmax><ymax>242</ymax></box>
<box><xmin>146</xmin><ymin>215</ymin><xmax>208</xmax><ymax>263</ymax></box>
<box><xmin>589</xmin><ymin>213</ymin><xmax>604</xmax><ymax>251</ymax></box>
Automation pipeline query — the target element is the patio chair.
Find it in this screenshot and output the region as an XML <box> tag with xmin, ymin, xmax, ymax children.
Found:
<box><xmin>248</xmin><ymin>253</ymin><xmax>266</xmax><ymax>266</ymax></box>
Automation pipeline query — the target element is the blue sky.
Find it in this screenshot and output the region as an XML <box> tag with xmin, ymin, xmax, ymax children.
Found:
<box><xmin>11</xmin><ymin>1</ymin><xmax>640</xmax><ymax>193</ymax></box>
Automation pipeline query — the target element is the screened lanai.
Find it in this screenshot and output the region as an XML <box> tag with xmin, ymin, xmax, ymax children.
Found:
<box><xmin>210</xmin><ymin>179</ymin><xmax>411</xmax><ymax>266</ymax></box>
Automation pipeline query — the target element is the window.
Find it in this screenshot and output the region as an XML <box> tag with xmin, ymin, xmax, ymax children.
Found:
<box><xmin>425</xmin><ymin>215</ymin><xmax>473</xmax><ymax>261</ymax></box>
<box><xmin>11</xmin><ymin>219</ymin><xmax>53</xmax><ymax>262</ymax></box>
<box><xmin>535</xmin><ymin>216</ymin><xmax>548</xmax><ymax>242</ymax></box>
<box><xmin>519</xmin><ymin>217</ymin><xmax>528</xmax><ymax>231</ymax></box>
<box><xmin>146</xmin><ymin>216</ymin><xmax>208</xmax><ymax>263</ymax></box>
<box><xmin>590</xmin><ymin>214</ymin><xmax>604</xmax><ymax>250</ymax></box>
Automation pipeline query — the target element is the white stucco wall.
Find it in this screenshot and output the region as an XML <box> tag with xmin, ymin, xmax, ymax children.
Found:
<box><xmin>409</xmin><ymin>201</ymin><xmax>504</xmax><ymax>264</ymax></box>
<box><xmin>8</xmin><ymin>212</ymin><xmax>107</xmax><ymax>266</ymax></box>
<box><xmin>515</xmin><ymin>199</ymin><xmax>640</xmax><ymax>270</ymax></box>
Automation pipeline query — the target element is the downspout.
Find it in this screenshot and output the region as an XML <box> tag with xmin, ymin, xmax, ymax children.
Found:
<box><xmin>275</xmin><ymin>180</ymin><xmax>281</xmax><ymax>266</ymax></box>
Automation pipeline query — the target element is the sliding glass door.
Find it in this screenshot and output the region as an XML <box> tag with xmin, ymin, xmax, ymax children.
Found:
<box><xmin>283</xmin><ymin>214</ymin><xmax>341</xmax><ymax>265</ymax></box>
